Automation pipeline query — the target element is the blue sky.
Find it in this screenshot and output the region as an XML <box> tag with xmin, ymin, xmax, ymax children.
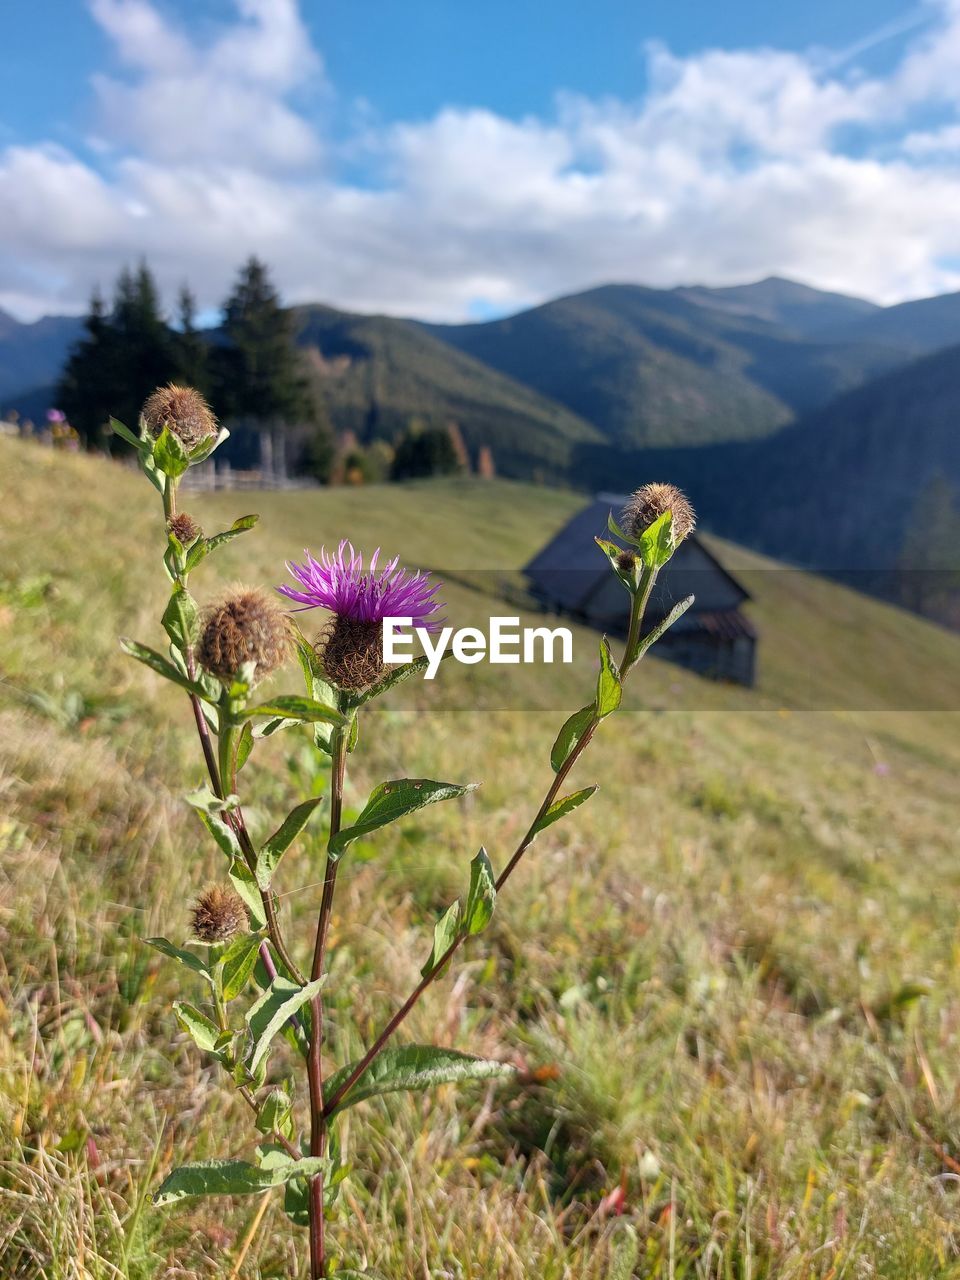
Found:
<box><xmin>2</xmin><ymin>0</ymin><xmax>960</xmax><ymax>320</ymax></box>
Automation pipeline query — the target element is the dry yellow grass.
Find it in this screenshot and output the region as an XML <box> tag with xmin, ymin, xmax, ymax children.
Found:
<box><xmin>1</xmin><ymin>437</ymin><xmax>960</xmax><ymax>1277</ymax></box>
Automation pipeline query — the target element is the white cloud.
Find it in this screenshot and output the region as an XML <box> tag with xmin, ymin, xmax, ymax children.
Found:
<box><xmin>2</xmin><ymin>0</ymin><xmax>960</xmax><ymax>320</ymax></box>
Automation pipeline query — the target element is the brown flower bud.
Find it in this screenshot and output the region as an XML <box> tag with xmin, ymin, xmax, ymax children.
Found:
<box><xmin>167</xmin><ymin>512</ymin><xmax>201</xmax><ymax>546</ymax></box>
<box><xmin>318</xmin><ymin>615</ymin><xmax>384</xmax><ymax>690</ymax></box>
<box><xmin>190</xmin><ymin>884</ymin><xmax>247</xmax><ymax>944</ymax></box>
<box><xmin>615</xmin><ymin>550</ymin><xmax>637</xmax><ymax>574</ymax></box>
<box><xmin>198</xmin><ymin>587</ymin><xmax>292</xmax><ymax>686</ymax></box>
<box><xmin>621</xmin><ymin>483</ymin><xmax>695</xmax><ymax>545</ymax></box>
<box><xmin>142</xmin><ymin>384</ymin><xmax>218</xmax><ymax>451</ymax></box>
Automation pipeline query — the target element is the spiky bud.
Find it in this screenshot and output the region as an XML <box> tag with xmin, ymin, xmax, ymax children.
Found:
<box><xmin>198</xmin><ymin>587</ymin><xmax>292</xmax><ymax>686</ymax></box>
<box><xmin>615</xmin><ymin>550</ymin><xmax>637</xmax><ymax>575</ymax></box>
<box><xmin>167</xmin><ymin>512</ymin><xmax>201</xmax><ymax>546</ymax></box>
<box><xmin>621</xmin><ymin>483</ymin><xmax>695</xmax><ymax>545</ymax></box>
<box><xmin>142</xmin><ymin>384</ymin><xmax>218</xmax><ymax>451</ymax></box>
<box><xmin>190</xmin><ymin>884</ymin><xmax>247</xmax><ymax>944</ymax></box>
<box><xmin>318</xmin><ymin>615</ymin><xmax>384</xmax><ymax>690</ymax></box>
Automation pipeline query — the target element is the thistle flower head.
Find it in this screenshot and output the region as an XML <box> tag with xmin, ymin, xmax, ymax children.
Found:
<box><xmin>198</xmin><ymin>586</ymin><xmax>292</xmax><ymax>686</ymax></box>
<box><xmin>142</xmin><ymin>384</ymin><xmax>217</xmax><ymax>451</ymax></box>
<box><xmin>615</xmin><ymin>550</ymin><xmax>637</xmax><ymax>574</ymax></box>
<box><xmin>190</xmin><ymin>884</ymin><xmax>247</xmax><ymax>944</ymax></box>
<box><xmin>277</xmin><ymin>543</ymin><xmax>444</xmax><ymax>631</ymax></box>
<box><xmin>167</xmin><ymin>512</ymin><xmax>201</xmax><ymax>546</ymax></box>
<box><xmin>277</xmin><ymin>543</ymin><xmax>444</xmax><ymax>691</ymax></box>
<box><xmin>622</xmin><ymin>483</ymin><xmax>695</xmax><ymax>545</ymax></box>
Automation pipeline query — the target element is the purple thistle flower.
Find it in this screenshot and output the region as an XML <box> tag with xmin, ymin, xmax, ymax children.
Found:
<box><xmin>278</xmin><ymin>542</ymin><xmax>444</xmax><ymax>632</ymax></box>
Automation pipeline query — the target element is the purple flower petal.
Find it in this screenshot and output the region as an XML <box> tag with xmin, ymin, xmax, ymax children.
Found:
<box><xmin>277</xmin><ymin>542</ymin><xmax>445</xmax><ymax>631</ymax></box>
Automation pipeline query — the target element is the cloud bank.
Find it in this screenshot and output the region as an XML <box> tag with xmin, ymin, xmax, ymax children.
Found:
<box><xmin>2</xmin><ymin>0</ymin><xmax>960</xmax><ymax>320</ymax></box>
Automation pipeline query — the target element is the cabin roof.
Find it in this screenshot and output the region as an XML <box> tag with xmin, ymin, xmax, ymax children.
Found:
<box><xmin>524</xmin><ymin>494</ymin><xmax>751</xmax><ymax>615</ymax></box>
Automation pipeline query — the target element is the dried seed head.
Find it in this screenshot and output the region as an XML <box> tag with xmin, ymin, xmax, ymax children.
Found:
<box><xmin>318</xmin><ymin>614</ymin><xmax>384</xmax><ymax>690</ymax></box>
<box><xmin>167</xmin><ymin>512</ymin><xmax>201</xmax><ymax>546</ymax></box>
<box><xmin>142</xmin><ymin>384</ymin><xmax>218</xmax><ymax>451</ymax></box>
<box><xmin>190</xmin><ymin>884</ymin><xmax>247</xmax><ymax>944</ymax></box>
<box><xmin>198</xmin><ymin>587</ymin><xmax>292</xmax><ymax>685</ymax></box>
<box><xmin>615</xmin><ymin>550</ymin><xmax>637</xmax><ymax>575</ymax></box>
<box><xmin>621</xmin><ymin>483</ymin><xmax>695</xmax><ymax>545</ymax></box>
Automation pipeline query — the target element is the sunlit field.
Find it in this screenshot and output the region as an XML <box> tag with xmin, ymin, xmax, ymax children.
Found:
<box><xmin>2</xmin><ymin>436</ymin><xmax>960</xmax><ymax>1278</ymax></box>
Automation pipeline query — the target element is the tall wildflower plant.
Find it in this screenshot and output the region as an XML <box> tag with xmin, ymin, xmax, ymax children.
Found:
<box><xmin>116</xmin><ymin>386</ymin><xmax>696</xmax><ymax>1278</ymax></box>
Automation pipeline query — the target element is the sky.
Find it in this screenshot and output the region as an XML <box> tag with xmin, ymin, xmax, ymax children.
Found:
<box><xmin>2</xmin><ymin>0</ymin><xmax>960</xmax><ymax>321</ymax></box>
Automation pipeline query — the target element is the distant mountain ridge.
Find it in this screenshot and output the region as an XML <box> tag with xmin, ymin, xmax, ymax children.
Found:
<box><xmin>419</xmin><ymin>280</ymin><xmax>911</xmax><ymax>449</ymax></box>
<box><xmin>0</xmin><ymin>309</ymin><xmax>82</xmax><ymax>407</ymax></box>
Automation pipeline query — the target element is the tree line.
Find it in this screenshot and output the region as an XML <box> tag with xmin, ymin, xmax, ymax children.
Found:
<box><xmin>57</xmin><ymin>257</ymin><xmax>479</xmax><ymax>484</ymax></box>
<box><xmin>59</xmin><ymin>256</ymin><xmax>321</xmax><ymax>460</ymax></box>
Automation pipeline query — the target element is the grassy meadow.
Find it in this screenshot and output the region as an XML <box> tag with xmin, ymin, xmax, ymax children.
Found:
<box><xmin>2</xmin><ymin>436</ymin><xmax>960</xmax><ymax>1277</ymax></box>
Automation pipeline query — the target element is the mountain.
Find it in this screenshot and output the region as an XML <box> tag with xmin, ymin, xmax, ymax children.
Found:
<box><xmin>291</xmin><ymin>304</ymin><xmax>603</xmax><ymax>479</ymax></box>
<box><xmin>821</xmin><ymin>289</ymin><xmax>960</xmax><ymax>354</ymax></box>
<box><xmin>0</xmin><ymin>309</ymin><xmax>83</xmax><ymax>409</ymax></box>
<box><xmin>573</xmin><ymin>341</ymin><xmax>960</xmax><ymax>572</ymax></box>
<box><xmin>421</xmin><ymin>283</ymin><xmax>909</xmax><ymax>449</ymax></box>
<box><xmin>675</xmin><ymin>276</ymin><xmax>881</xmax><ymax>336</ymax></box>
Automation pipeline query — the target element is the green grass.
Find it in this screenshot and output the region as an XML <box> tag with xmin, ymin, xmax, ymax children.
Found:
<box><xmin>2</xmin><ymin>437</ymin><xmax>960</xmax><ymax>1277</ymax></box>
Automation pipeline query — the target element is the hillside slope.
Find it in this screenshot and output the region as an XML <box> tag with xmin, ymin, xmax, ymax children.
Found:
<box><xmin>575</xmin><ymin>341</ymin><xmax>960</xmax><ymax>573</ymax></box>
<box><xmin>423</xmin><ymin>283</ymin><xmax>909</xmax><ymax>447</ymax></box>
<box><xmin>3</xmin><ymin>438</ymin><xmax>960</xmax><ymax>1276</ymax></box>
<box><xmin>292</xmin><ymin>304</ymin><xmax>602</xmax><ymax>479</ymax></box>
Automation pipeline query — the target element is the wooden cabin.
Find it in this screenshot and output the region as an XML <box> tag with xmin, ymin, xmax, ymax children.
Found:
<box><xmin>524</xmin><ymin>494</ymin><xmax>757</xmax><ymax>686</ymax></box>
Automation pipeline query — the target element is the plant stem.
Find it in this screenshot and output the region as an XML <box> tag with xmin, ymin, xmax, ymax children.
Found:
<box><xmin>307</xmin><ymin>717</ymin><xmax>348</xmax><ymax>1279</ymax></box>
<box><xmin>322</xmin><ymin>575</ymin><xmax>658</xmax><ymax>1119</ymax></box>
<box><xmin>165</xmin><ymin>481</ymin><xmax>306</xmax><ymax>987</ymax></box>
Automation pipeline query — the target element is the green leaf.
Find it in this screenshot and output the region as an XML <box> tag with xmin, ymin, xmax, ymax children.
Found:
<box><xmin>596</xmin><ymin>637</ymin><xmax>622</xmax><ymax>718</ymax></box>
<box><xmin>246</xmin><ymin>976</ymin><xmax>325</xmax><ymax>1075</ymax></box>
<box><xmin>109</xmin><ymin>416</ymin><xmax>145</xmax><ymax>450</ymax></box>
<box><xmin>607</xmin><ymin>509</ymin><xmax>632</xmax><ymax>544</ymax></box>
<box><xmin>236</xmin><ymin>721</ymin><xmax>254</xmax><ymax>771</ymax></box>
<box><xmin>255</xmin><ymin>1089</ymin><xmax>294</xmax><ymax>1138</ymax></box>
<box><xmin>220</xmin><ymin>933</ymin><xmax>263</xmax><ymax>1001</ymax></box>
<box><xmin>330</xmin><ymin>778</ymin><xmax>477</xmax><ymax>861</ymax></box>
<box><xmin>195</xmin><ymin>808</ymin><xmax>242</xmax><ymax>862</ymax></box>
<box><xmin>173</xmin><ymin>1001</ymin><xmax>220</xmax><ymax>1053</ymax></box>
<box><xmin>464</xmin><ymin>847</ymin><xmax>496</xmax><ymax>936</ymax></box>
<box><xmin>188</xmin><ymin>425</ymin><xmax>230</xmax><ymax>464</ymax></box>
<box><xmin>154</xmin><ymin>1155</ymin><xmax>327</xmax><ymax>1205</ymax></box>
<box><xmin>257</xmin><ymin>796</ymin><xmax>324</xmax><ymax>889</ymax></box>
<box><xmin>240</xmin><ymin>695</ymin><xmax>345</xmax><ymax>727</ymax></box>
<box><xmin>532</xmin><ymin>786</ymin><xmax>598</xmax><ymax>837</ymax></box>
<box><xmin>152</xmin><ymin>424</ymin><xmax>190</xmax><ymax>479</ymax></box>
<box><xmin>637</xmin><ymin>594</ymin><xmax>695</xmax><ymax>657</ymax></box>
<box><xmin>325</xmin><ymin>1045</ymin><xmax>517</xmax><ymax>1118</ymax></box>
<box><xmin>229</xmin><ymin>858</ymin><xmax>266</xmax><ymax>929</ymax></box>
<box><xmin>119</xmin><ymin>637</ymin><xmax>207</xmax><ymax>696</ymax></box>
<box><xmin>161</xmin><ymin>583</ymin><xmax>200</xmax><ymax>651</ymax></box>
<box><xmin>550</xmin><ymin>704</ymin><xmax>595</xmax><ymax>773</ymax></box>
<box><xmin>144</xmin><ymin>936</ymin><xmax>209</xmax><ymax>978</ymax></box>
<box><xmin>183</xmin><ymin>514</ymin><xmax>259</xmax><ymax>572</ymax></box>
<box><xmin>348</xmin><ymin>653</ymin><xmax>450</xmax><ymax>706</ymax></box>
<box><xmin>184</xmin><ymin>787</ymin><xmax>239</xmax><ymax>815</ymax></box>
<box><xmin>421</xmin><ymin>900</ymin><xmax>462</xmax><ymax>977</ymax></box>
<box><xmin>595</xmin><ymin>536</ymin><xmax>638</xmax><ymax>592</ymax></box>
<box><xmin>637</xmin><ymin>510</ymin><xmax>674</xmax><ymax>569</ymax></box>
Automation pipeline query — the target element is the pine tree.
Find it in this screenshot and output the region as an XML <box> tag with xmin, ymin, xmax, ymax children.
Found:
<box><xmin>58</xmin><ymin>262</ymin><xmax>180</xmax><ymax>450</ymax></box>
<box><xmin>58</xmin><ymin>287</ymin><xmax>117</xmax><ymax>447</ymax></box>
<box><xmin>174</xmin><ymin>286</ymin><xmax>209</xmax><ymax>392</ymax></box>
<box><xmin>214</xmin><ymin>257</ymin><xmax>310</xmax><ymax>424</ymax></box>
<box><xmin>213</xmin><ymin>256</ymin><xmax>333</xmax><ymax>477</ymax></box>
